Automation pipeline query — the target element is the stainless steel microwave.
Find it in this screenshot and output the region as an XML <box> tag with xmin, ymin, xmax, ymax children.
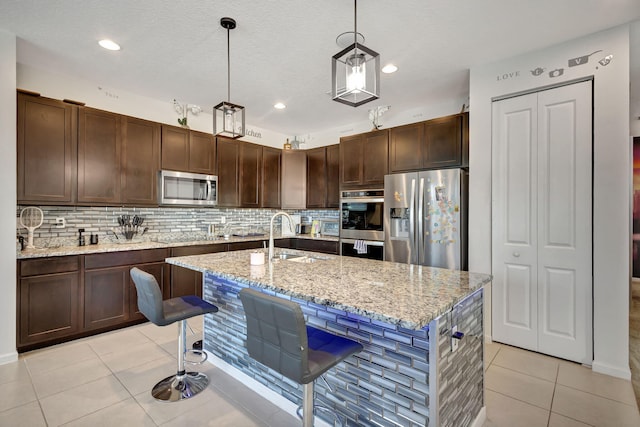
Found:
<box><xmin>159</xmin><ymin>170</ymin><xmax>218</xmax><ymax>206</ymax></box>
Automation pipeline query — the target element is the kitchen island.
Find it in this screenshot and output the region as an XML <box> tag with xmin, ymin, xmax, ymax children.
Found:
<box><xmin>166</xmin><ymin>249</ymin><xmax>491</xmax><ymax>427</ymax></box>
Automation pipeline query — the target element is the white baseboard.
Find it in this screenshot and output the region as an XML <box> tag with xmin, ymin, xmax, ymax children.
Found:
<box><xmin>205</xmin><ymin>352</ymin><xmax>331</xmax><ymax>427</ymax></box>
<box><xmin>0</xmin><ymin>350</ymin><xmax>18</xmax><ymax>365</ymax></box>
<box><xmin>592</xmin><ymin>360</ymin><xmax>632</xmax><ymax>380</ymax></box>
<box><xmin>470</xmin><ymin>406</ymin><xmax>487</xmax><ymax>427</ymax></box>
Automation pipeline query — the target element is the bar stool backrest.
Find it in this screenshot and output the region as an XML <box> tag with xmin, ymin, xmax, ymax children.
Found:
<box><xmin>130</xmin><ymin>267</ymin><xmax>165</xmax><ymax>325</ymax></box>
<box><xmin>239</xmin><ymin>288</ymin><xmax>309</xmax><ymax>384</ymax></box>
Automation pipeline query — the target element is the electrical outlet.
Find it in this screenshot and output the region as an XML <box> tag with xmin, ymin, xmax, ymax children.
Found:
<box><xmin>55</xmin><ymin>217</ymin><xmax>66</xmax><ymax>229</ymax></box>
<box><xmin>220</xmin><ymin>216</ymin><xmax>226</xmax><ymax>224</ymax></box>
<box><xmin>451</xmin><ymin>326</ymin><xmax>459</xmax><ymax>352</ymax></box>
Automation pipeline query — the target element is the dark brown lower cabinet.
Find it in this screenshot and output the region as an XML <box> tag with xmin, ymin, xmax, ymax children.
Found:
<box><xmin>17</xmin><ymin>238</ymin><xmax>336</xmax><ymax>351</ymax></box>
<box><xmin>19</xmin><ymin>270</ymin><xmax>80</xmax><ymax>346</ymax></box>
<box><xmin>17</xmin><ymin>249</ymin><xmax>169</xmax><ymax>352</ymax></box>
<box><xmin>84</xmin><ymin>267</ymin><xmax>130</xmax><ymax>330</ymax></box>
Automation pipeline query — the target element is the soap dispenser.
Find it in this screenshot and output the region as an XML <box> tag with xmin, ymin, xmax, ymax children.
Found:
<box><xmin>78</xmin><ymin>228</ymin><xmax>86</xmax><ymax>247</ymax></box>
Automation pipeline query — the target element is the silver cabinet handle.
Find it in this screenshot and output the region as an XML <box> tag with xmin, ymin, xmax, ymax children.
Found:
<box><xmin>513</xmin><ymin>252</ymin><xmax>520</xmax><ymax>258</ymax></box>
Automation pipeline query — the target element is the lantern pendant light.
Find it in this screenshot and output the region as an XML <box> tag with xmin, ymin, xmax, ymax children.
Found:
<box><xmin>332</xmin><ymin>0</ymin><xmax>380</xmax><ymax>107</ymax></box>
<box><xmin>214</xmin><ymin>17</ymin><xmax>245</xmax><ymax>139</ymax></box>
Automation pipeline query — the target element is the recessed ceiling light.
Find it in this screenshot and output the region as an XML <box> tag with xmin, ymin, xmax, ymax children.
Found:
<box><xmin>382</xmin><ymin>64</ymin><xmax>398</xmax><ymax>74</ymax></box>
<box><xmin>98</xmin><ymin>39</ymin><xmax>121</xmax><ymax>51</ymax></box>
<box><xmin>274</xmin><ymin>102</ymin><xmax>286</xmax><ymax>110</ymax></box>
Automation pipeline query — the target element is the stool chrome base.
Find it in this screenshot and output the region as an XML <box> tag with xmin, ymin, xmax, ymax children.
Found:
<box><xmin>151</xmin><ymin>371</ymin><xmax>209</xmax><ymax>402</ymax></box>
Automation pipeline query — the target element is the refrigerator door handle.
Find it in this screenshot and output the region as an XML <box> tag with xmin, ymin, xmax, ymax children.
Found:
<box><xmin>409</xmin><ymin>178</ymin><xmax>416</xmax><ymax>265</ymax></box>
<box><xmin>418</xmin><ymin>177</ymin><xmax>425</xmax><ymax>265</ymax></box>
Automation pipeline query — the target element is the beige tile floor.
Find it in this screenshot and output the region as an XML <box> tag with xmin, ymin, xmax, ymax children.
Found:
<box><xmin>1</xmin><ymin>319</ymin><xmax>639</xmax><ymax>427</ymax></box>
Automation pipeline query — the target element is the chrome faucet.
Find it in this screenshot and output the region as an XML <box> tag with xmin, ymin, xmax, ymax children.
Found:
<box><xmin>269</xmin><ymin>211</ymin><xmax>294</xmax><ymax>261</ymax></box>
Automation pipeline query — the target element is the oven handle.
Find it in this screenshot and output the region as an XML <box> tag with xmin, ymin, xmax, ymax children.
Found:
<box><xmin>341</xmin><ymin>238</ymin><xmax>384</xmax><ymax>247</ymax></box>
<box><xmin>340</xmin><ymin>198</ymin><xmax>385</xmax><ymax>204</ymax></box>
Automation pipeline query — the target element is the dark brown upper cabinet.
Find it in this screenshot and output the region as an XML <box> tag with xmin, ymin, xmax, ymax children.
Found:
<box><xmin>77</xmin><ymin>107</ymin><xmax>122</xmax><ymax>204</ymax></box>
<box><xmin>306</xmin><ymin>147</ymin><xmax>328</xmax><ymax>208</ymax></box>
<box><xmin>281</xmin><ymin>150</ymin><xmax>307</xmax><ymax>209</ymax></box>
<box><xmin>239</xmin><ymin>142</ymin><xmax>263</xmax><ymax>208</ymax></box>
<box><xmin>326</xmin><ymin>144</ymin><xmax>340</xmax><ymax>208</ymax></box>
<box><xmin>390</xmin><ymin>113</ymin><xmax>466</xmax><ymax>173</ymax></box>
<box><xmin>121</xmin><ymin>116</ymin><xmax>160</xmax><ymax>206</ymax></box>
<box><xmin>216</xmin><ymin>137</ymin><xmax>240</xmax><ymax>207</ymax></box>
<box><xmin>17</xmin><ymin>93</ymin><xmax>77</xmax><ymax>205</ymax></box>
<box><xmin>340</xmin><ymin>130</ymin><xmax>388</xmax><ymax>189</ymax></box>
<box><xmin>261</xmin><ymin>146</ymin><xmax>281</xmax><ymax>208</ymax></box>
<box><xmin>161</xmin><ymin>125</ymin><xmax>216</xmax><ymax>175</ymax></box>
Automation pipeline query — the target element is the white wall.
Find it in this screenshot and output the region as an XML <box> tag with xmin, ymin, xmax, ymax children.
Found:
<box><xmin>470</xmin><ymin>25</ymin><xmax>631</xmax><ymax>378</ymax></box>
<box><xmin>0</xmin><ymin>30</ymin><xmax>17</xmax><ymax>364</ymax></box>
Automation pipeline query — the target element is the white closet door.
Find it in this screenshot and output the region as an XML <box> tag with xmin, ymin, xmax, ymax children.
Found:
<box><xmin>492</xmin><ymin>81</ymin><xmax>592</xmax><ymax>363</ymax></box>
<box><xmin>536</xmin><ymin>82</ymin><xmax>592</xmax><ymax>363</ymax></box>
<box><xmin>492</xmin><ymin>93</ymin><xmax>539</xmax><ymax>351</ymax></box>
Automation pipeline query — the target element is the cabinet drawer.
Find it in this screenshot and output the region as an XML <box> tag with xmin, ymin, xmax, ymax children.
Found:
<box><xmin>228</xmin><ymin>240</ymin><xmax>266</xmax><ymax>251</ymax></box>
<box><xmin>295</xmin><ymin>240</ymin><xmax>338</xmax><ymax>254</ymax></box>
<box><xmin>171</xmin><ymin>244</ymin><xmax>227</xmax><ymax>257</ymax></box>
<box><xmin>85</xmin><ymin>248</ymin><xmax>169</xmax><ymax>270</ymax></box>
<box><xmin>20</xmin><ymin>256</ymin><xmax>80</xmax><ymax>277</ymax></box>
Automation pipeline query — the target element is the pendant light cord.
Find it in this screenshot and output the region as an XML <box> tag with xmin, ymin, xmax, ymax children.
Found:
<box><xmin>227</xmin><ymin>27</ymin><xmax>231</xmax><ymax>103</ymax></box>
<box><xmin>353</xmin><ymin>0</ymin><xmax>358</xmax><ymax>51</ymax></box>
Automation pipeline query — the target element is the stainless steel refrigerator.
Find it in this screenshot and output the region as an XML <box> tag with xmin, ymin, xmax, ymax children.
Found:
<box><xmin>384</xmin><ymin>169</ymin><xmax>468</xmax><ymax>270</ymax></box>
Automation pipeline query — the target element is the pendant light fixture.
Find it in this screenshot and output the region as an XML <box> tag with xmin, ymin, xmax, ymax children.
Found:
<box><xmin>332</xmin><ymin>0</ymin><xmax>380</xmax><ymax>107</ymax></box>
<box><xmin>214</xmin><ymin>17</ymin><xmax>245</xmax><ymax>139</ymax></box>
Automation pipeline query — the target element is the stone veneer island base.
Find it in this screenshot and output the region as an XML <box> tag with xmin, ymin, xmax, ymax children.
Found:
<box><xmin>166</xmin><ymin>249</ymin><xmax>491</xmax><ymax>427</ymax></box>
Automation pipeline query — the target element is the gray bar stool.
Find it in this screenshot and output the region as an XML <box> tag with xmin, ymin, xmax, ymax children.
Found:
<box><xmin>130</xmin><ymin>267</ymin><xmax>218</xmax><ymax>402</ymax></box>
<box><xmin>239</xmin><ymin>287</ymin><xmax>363</xmax><ymax>427</ymax></box>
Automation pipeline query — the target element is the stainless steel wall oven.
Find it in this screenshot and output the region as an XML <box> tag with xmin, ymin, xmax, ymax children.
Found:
<box><xmin>340</xmin><ymin>189</ymin><xmax>384</xmax><ymax>260</ymax></box>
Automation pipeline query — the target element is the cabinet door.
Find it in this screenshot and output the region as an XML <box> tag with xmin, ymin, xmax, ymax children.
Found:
<box><xmin>326</xmin><ymin>144</ymin><xmax>340</xmax><ymax>208</ymax></box>
<box><xmin>189</xmin><ymin>130</ymin><xmax>216</xmax><ymax>174</ymax></box>
<box><xmin>306</xmin><ymin>147</ymin><xmax>327</xmax><ymax>208</ymax></box>
<box><xmin>216</xmin><ymin>137</ymin><xmax>240</xmax><ymax>207</ymax></box>
<box><xmin>121</xmin><ymin>116</ymin><xmax>160</xmax><ymax>205</ymax></box>
<box><xmin>362</xmin><ymin>130</ymin><xmax>389</xmax><ymax>186</ymax></box>
<box><xmin>239</xmin><ymin>142</ymin><xmax>263</xmax><ymax>208</ymax></box>
<box><xmin>161</xmin><ymin>125</ymin><xmax>189</xmax><ymax>171</ymax></box>
<box><xmin>84</xmin><ymin>267</ymin><xmax>129</xmax><ymax>330</ymax></box>
<box><xmin>17</xmin><ymin>93</ymin><xmax>77</xmax><ymax>204</ymax></box>
<box><xmin>78</xmin><ymin>108</ymin><xmax>122</xmax><ymax>204</ymax></box>
<box><xmin>261</xmin><ymin>147</ymin><xmax>281</xmax><ymax>208</ymax></box>
<box><xmin>281</xmin><ymin>150</ymin><xmax>307</xmax><ymax>209</ymax></box>
<box><xmin>130</xmin><ymin>262</ymin><xmax>167</xmax><ymax>320</ymax></box>
<box><xmin>423</xmin><ymin>115</ymin><xmax>462</xmax><ymax>169</ymax></box>
<box><xmin>390</xmin><ymin>122</ymin><xmax>424</xmax><ymax>173</ymax></box>
<box><xmin>19</xmin><ymin>271</ymin><xmax>80</xmax><ymax>346</ymax></box>
<box><xmin>339</xmin><ymin>134</ymin><xmax>363</xmax><ymax>187</ymax></box>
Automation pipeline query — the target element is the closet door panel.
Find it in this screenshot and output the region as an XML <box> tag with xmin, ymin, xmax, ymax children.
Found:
<box><xmin>492</xmin><ymin>93</ymin><xmax>538</xmax><ymax>349</ymax></box>
<box><xmin>537</xmin><ymin>81</ymin><xmax>592</xmax><ymax>364</ymax></box>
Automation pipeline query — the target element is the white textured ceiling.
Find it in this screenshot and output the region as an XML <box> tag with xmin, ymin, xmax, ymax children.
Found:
<box><xmin>0</xmin><ymin>1</ymin><xmax>639</xmax><ymax>135</ymax></box>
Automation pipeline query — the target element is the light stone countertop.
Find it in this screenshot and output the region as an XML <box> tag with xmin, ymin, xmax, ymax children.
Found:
<box><xmin>166</xmin><ymin>249</ymin><xmax>492</xmax><ymax>330</ymax></box>
<box><xmin>16</xmin><ymin>234</ymin><xmax>338</xmax><ymax>259</ymax></box>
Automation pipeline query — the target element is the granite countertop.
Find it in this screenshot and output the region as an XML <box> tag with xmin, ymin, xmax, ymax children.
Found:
<box><xmin>166</xmin><ymin>249</ymin><xmax>492</xmax><ymax>330</ymax></box>
<box><xmin>17</xmin><ymin>233</ymin><xmax>339</xmax><ymax>260</ymax></box>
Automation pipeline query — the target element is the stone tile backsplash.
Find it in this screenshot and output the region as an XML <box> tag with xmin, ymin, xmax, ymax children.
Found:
<box><xmin>16</xmin><ymin>205</ymin><xmax>338</xmax><ymax>247</ymax></box>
